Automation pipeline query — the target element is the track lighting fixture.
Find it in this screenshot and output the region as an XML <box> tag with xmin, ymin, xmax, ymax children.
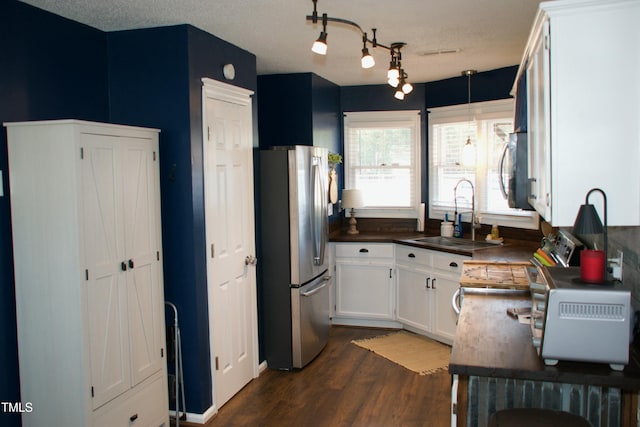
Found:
<box><xmin>307</xmin><ymin>0</ymin><xmax>413</xmax><ymax>100</ymax></box>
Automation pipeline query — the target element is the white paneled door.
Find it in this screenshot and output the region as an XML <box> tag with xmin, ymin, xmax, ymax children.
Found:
<box><xmin>202</xmin><ymin>78</ymin><xmax>258</xmax><ymax>410</ymax></box>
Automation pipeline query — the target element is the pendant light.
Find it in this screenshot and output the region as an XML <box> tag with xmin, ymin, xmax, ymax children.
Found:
<box><xmin>461</xmin><ymin>70</ymin><xmax>477</xmax><ymax>167</ymax></box>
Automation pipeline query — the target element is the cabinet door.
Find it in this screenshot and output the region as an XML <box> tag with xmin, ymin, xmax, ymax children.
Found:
<box><xmin>432</xmin><ymin>275</ymin><xmax>459</xmax><ymax>343</ymax></box>
<box><xmin>396</xmin><ymin>265</ymin><xmax>431</xmax><ymax>331</ymax></box>
<box><xmin>335</xmin><ymin>262</ymin><xmax>394</xmax><ymax>319</ymax></box>
<box><xmin>81</xmin><ymin>135</ymin><xmax>131</xmax><ymax>409</ymax></box>
<box><xmin>526</xmin><ymin>19</ymin><xmax>551</xmax><ymax>219</ymax></box>
<box><xmin>121</xmin><ymin>140</ymin><xmax>164</xmax><ymax>386</ymax></box>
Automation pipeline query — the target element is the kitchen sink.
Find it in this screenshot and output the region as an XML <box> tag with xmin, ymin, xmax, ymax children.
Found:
<box><xmin>411</xmin><ymin>236</ymin><xmax>499</xmax><ymax>252</ymax></box>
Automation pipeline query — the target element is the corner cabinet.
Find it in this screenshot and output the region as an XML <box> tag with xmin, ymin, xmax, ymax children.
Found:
<box><xmin>395</xmin><ymin>246</ymin><xmax>468</xmax><ymax>344</ymax></box>
<box><xmin>6</xmin><ymin>120</ymin><xmax>169</xmax><ymax>427</ymax></box>
<box><xmin>520</xmin><ymin>0</ymin><xmax>640</xmax><ymax>226</ymax></box>
<box><xmin>333</xmin><ymin>243</ymin><xmax>399</xmax><ymax>327</ymax></box>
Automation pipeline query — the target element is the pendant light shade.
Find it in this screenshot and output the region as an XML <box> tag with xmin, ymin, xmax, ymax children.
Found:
<box><xmin>461</xmin><ymin>137</ymin><xmax>475</xmax><ymax>167</ymax></box>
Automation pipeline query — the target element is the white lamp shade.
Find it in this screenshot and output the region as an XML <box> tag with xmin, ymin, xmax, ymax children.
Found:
<box><xmin>342</xmin><ymin>189</ymin><xmax>364</xmax><ymax>209</ymax></box>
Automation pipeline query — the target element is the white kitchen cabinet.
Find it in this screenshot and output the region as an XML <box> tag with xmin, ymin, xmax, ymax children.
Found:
<box><xmin>6</xmin><ymin>120</ymin><xmax>168</xmax><ymax>427</ymax></box>
<box><xmin>333</xmin><ymin>243</ymin><xmax>397</xmax><ymax>326</ymax></box>
<box><xmin>395</xmin><ymin>245</ymin><xmax>467</xmax><ymax>344</ymax></box>
<box><xmin>518</xmin><ymin>0</ymin><xmax>640</xmax><ymax>226</ymax></box>
<box><xmin>525</xmin><ymin>18</ymin><xmax>551</xmax><ymax>219</ymax></box>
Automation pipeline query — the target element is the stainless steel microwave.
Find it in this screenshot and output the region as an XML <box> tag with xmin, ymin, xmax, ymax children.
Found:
<box><xmin>499</xmin><ymin>132</ymin><xmax>532</xmax><ymax>210</ymax></box>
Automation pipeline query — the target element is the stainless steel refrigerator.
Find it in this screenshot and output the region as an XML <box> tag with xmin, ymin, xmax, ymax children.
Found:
<box><xmin>258</xmin><ymin>145</ymin><xmax>331</xmax><ymax>369</ymax></box>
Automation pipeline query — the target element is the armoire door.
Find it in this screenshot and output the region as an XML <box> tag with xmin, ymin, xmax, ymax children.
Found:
<box><xmin>81</xmin><ymin>134</ymin><xmax>131</xmax><ymax>410</ymax></box>
<box><xmin>202</xmin><ymin>78</ymin><xmax>258</xmax><ymax>409</ymax></box>
<box><xmin>121</xmin><ymin>139</ymin><xmax>164</xmax><ymax>386</ymax></box>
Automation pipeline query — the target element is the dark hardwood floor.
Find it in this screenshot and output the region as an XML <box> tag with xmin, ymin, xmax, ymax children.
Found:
<box><xmin>178</xmin><ymin>326</ymin><xmax>452</xmax><ymax>427</ymax></box>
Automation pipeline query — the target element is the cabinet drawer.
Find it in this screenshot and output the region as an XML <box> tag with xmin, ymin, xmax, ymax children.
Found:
<box><xmin>395</xmin><ymin>245</ymin><xmax>432</xmax><ymax>266</ymax></box>
<box><xmin>94</xmin><ymin>376</ymin><xmax>167</xmax><ymax>427</ymax></box>
<box><xmin>432</xmin><ymin>252</ymin><xmax>468</xmax><ymax>275</ymax></box>
<box><xmin>335</xmin><ymin>243</ymin><xmax>393</xmax><ymax>259</ymax></box>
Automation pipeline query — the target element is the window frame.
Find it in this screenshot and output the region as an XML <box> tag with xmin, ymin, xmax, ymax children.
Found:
<box><xmin>343</xmin><ymin>110</ymin><xmax>422</xmax><ymax>219</ymax></box>
<box><xmin>428</xmin><ymin>99</ymin><xmax>539</xmax><ymax>230</ymax></box>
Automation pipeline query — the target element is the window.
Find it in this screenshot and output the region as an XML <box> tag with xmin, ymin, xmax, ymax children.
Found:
<box><xmin>429</xmin><ymin>99</ymin><xmax>538</xmax><ymax>230</ymax></box>
<box><xmin>344</xmin><ymin>111</ymin><xmax>421</xmax><ymax>218</ymax></box>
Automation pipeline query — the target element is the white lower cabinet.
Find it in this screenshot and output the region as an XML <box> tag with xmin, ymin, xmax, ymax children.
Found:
<box><xmin>331</xmin><ymin>242</ymin><xmax>466</xmax><ymax>343</ymax></box>
<box><xmin>333</xmin><ymin>243</ymin><xmax>397</xmax><ymax>326</ymax></box>
<box><xmin>395</xmin><ymin>245</ymin><xmax>468</xmax><ymax>344</ymax></box>
<box><xmin>6</xmin><ymin>120</ymin><xmax>168</xmax><ymax>427</ymax></box>
<box><xmin>396</xmin><ymin>265</ymin><xmax>431</xmax><ymax>330</ymax></box>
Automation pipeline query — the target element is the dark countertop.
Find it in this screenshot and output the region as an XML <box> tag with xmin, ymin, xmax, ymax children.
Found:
<box><xmin>329</xmin><ymin>230</ymin><xmax>540</xmax><ymax>262</ymax></box>
<box><xmin>448</xmin><ymin>292</ymin><xmax>640</xmax><ymax>390</ymax></box>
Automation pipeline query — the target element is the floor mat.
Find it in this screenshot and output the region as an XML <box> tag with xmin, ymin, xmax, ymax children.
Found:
<box><xmin>352</xmin><ymin>330</ymin><xmax>451</xmax><ymax>375</ymax></box>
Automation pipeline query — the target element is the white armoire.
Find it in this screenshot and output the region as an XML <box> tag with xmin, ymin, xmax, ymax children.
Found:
<box><xmin>6</xmin><ymin>120</ymin><xmax>169</xmax><ymax>427</ymax></box>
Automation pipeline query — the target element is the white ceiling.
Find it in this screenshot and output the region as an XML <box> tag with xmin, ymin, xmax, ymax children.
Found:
<box><xmin>19</xmin><ymin>0</ymin><xmax>545</xmax><ymax>86</ymax></box>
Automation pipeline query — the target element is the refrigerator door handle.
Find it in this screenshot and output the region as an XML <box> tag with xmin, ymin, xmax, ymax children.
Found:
<box><xmin>312</xmin><ymin>161</ymin><xmax>327</xmax><ymax>266</ymax></box>
<box><xmin>301</xmin><ymin>279</ymin><xmax>330</xmax><ymax>297</ymax></box>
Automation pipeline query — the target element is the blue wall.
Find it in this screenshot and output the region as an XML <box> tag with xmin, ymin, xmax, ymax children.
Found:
<box><xmin>108</xmin><ymin>24</ymin><xmax>257</xmax><ymax>414</ymax></box>
<box><xmin>0</xmin><ymin>2</ymin><xmax>109</xmax><ymax>426</ymax></box>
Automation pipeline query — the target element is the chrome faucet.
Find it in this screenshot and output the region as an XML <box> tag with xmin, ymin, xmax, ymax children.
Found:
<box><xmin>453</xmin><ymin>178</ymin><xmax>480</xmax><ymax>241</ymax></box>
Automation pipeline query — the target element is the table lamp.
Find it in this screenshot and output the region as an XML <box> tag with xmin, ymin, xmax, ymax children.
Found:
<box><xmin>573</xmin><ymin>188</ymin><xmax>607</xmax><ymax>283</ymax></box>
<box><xmin>342</xmin><ymin>189</ymin><xmax>364</xmax><ymax>234</ymax></box>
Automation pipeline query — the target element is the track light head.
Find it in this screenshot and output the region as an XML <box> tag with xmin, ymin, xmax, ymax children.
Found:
<box><xmin>361</xmin><ymin>48</ymin><xmax>375</xmax><ymax>68</ymax></box>
<box><xmin>360</xmin><ymin>34</ymin><xmax>374</xmax><ymax>68</ymax></box>
<box><xmin>401</xmin><ymin>71</ymin><xmax>413</xmax><ymax>94</ymax></box>
<box><xmin>312</xmin><ymin>31</ymin><xmax>328</xmax><ymax>55</ymax></box>
<box><xmin>312</xmin><ymin>12</ymin><xmax>329</xmax><ymax>55</ymax></box>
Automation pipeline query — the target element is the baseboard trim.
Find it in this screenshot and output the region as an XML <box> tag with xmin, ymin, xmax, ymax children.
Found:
<box><xmin>170</xmin><ymin>404</ymin><xmax>217</xmax><ymax>425</ymax></box>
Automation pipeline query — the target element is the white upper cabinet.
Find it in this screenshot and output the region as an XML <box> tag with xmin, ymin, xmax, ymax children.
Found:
<box><xmin>518</xmin><ymin>0</ymin><xmax>640</xmax><ymax>226</ymax></box>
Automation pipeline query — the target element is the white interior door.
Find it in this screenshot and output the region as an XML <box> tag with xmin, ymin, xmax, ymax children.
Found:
<box><xmin>202</xmin><ymin>78</ymin><xmax>258</xmax><ymax>409</ymax></box>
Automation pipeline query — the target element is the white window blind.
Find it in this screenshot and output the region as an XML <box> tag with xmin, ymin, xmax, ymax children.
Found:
<box><xmin>429</xmin><ymin>99</ymin><xmax>538</xmax><ymax>229</ymax></box>
<box><xmin>344</xmin><ymin>111</ymin><xmax>421</xmax><ymax>217</ymax></box>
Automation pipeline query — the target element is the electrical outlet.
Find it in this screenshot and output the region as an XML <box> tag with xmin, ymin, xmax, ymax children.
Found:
<box><xmin>609</xmin><ymin>249</ymin><xmax>624</xmax><ymax>281</ymax></box>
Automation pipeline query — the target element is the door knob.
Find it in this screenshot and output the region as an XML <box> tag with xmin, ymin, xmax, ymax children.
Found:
<box><xmin>245</xmin><ymin>255</ymin><xmax>257</xmax><ymax>266</ymax></box>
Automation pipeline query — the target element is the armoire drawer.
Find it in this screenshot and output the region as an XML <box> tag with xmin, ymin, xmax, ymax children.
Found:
<box><xmin>94</xmin><ymin>375</ymin><xmax>167</xmax><ymax>427</ymax></box>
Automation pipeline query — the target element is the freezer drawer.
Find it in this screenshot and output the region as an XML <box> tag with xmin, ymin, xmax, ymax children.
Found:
<box><xmin>291</xmin><ymin>273</ymin><xmax>331</xmax><ymax>368</ymax></box>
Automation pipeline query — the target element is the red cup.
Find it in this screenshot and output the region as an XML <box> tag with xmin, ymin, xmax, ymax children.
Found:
<box><xmin>580</xmin><ymin>250</ymin><xmax>606</xmax><ymax>284</ymax></box>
